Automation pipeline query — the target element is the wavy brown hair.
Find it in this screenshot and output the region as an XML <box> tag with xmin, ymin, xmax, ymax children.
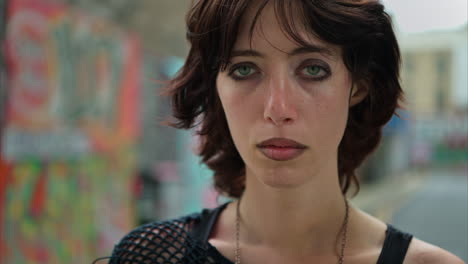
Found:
<box><xmin>166</xmin><ymin>0</ymin><xmax>403</xmax><ymax>198</ymax></box>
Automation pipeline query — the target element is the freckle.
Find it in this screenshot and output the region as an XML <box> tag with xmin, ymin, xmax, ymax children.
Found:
<box><xmin>316</xmin><ymin>102</ymin><xmax>325</xmax><ymax>111</ymax></box>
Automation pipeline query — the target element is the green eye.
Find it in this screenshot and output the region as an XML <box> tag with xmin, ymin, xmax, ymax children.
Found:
<box><xmin>305</xmin><ymin>65</ymin><xmax>322</xmax><ymax>76</ymax></box>
<box><xmin>235</xmin><ymin>66</ymin><xmax>253</xmax><ymax>76</ymax></box>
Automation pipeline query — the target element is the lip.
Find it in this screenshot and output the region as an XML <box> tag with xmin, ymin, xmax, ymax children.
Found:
<box><xmin>256</xmin><ymin>138</ymin><xmax>307</xmax><ymax>161</ymax></box>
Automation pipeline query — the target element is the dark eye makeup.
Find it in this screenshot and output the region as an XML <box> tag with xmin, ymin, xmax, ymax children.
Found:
<box><xmin>227</xmin><ymin>62</ymin><xmax>259</xmax><ymax>80</ymax></box>
<box><xmin>226</xmin><ymin>59</ymin><xmax>332</xmax><ymax>81</ymax></box>
<box><xmin>296</xmin><ymin>59</ymin><xmax>331</xmax><ymax>81</ymax></box>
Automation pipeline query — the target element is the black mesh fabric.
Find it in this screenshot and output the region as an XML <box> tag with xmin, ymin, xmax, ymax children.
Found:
<box><xmin>93</xmin><ymin>203</ymin><xmax>414</xmax><ymax>264</ymax></box>
<box><xmin>93</xmin><ymin>208</ymin><xmax>233</xmax><ymax>264</ymax></box>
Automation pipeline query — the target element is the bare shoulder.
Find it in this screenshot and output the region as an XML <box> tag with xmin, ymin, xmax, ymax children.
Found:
<box><xmin>349</xmin><ymin>206</ymin><xmax>464</xmax><ymax>264</ymax></box>
<box><xmin>404</xmin><ymin>237</ymin><xmax>465</xmax><ymax>264</ymax></box>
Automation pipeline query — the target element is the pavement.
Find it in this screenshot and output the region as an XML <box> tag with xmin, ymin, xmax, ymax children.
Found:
<box><xmin>350</xmin><ymin>168</ymin><xmax>428</xmax><ymax>222</ymax></box>
<box><xmin>350</xmin><ymin>166</ymin><xmax>468</xmax><ymax>262</ymax></box>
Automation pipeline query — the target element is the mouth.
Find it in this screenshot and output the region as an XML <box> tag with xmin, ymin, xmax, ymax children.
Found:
<box><xmin>256</xmin><ymin>138</ymin><xmax>307</xmax><ymax>161</ymax></box>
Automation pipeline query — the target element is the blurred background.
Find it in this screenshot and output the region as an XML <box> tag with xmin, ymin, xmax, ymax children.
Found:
<box><xmin>0</xmin><ymin>0</ymin><xmax>466</xmax><ymax>263</ymax></box>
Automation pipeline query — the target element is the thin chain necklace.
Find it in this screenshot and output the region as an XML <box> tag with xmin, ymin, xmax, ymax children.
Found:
<box><xmin>235</xmin><ymin>197</ymin><xmax>350</xmax><ymax>264</ymax></box>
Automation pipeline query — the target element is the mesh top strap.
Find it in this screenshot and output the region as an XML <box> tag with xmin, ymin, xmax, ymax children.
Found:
<box><xmin>190</xmin><ymin>203</ymin><xmax>229</xmax><ymax>242</ymax></box>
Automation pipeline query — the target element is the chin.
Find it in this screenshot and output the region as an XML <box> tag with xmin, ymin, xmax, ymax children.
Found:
<box><xmin>252</xmin><ymin>166</ymin><xmax>311</xmax><ymax>189</ymax></box>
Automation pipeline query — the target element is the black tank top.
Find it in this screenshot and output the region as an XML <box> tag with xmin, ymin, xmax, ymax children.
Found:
<box><xmin>192</xmin><ymin>202</ymin><xmax>414</xmax><ymax>264</ymax></box>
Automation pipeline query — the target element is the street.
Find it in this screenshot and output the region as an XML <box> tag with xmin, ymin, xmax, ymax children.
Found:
<box><xmin>389</xmin><ymin>168</ymin><xmax>468</xmax><ymax>261</ymax></box>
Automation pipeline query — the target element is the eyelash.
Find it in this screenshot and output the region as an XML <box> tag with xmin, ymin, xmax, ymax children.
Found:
<box><xmin>227</xmin><ymin>62</ymin><xmax>259</xmax><ymax>81</ymax></box>
<box><xmin>227</xmin><ymin>61</ymin><xmax>331</xmax><ymax>81</ymax></box>
<box><xmin>297</xmin><ymin>62</ymin><xmax>331</xmax><ymax>81</ymax></box>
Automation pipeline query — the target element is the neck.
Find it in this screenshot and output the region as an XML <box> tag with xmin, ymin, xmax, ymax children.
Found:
<box><xmin>238</xmin><ymin>167</ymin><xmax>350</xmax><ymax>256</ymax></box>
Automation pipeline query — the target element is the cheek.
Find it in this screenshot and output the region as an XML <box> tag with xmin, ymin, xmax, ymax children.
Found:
<box><xmin>218</xmin><ymin>96</ymin><xmax>256</xmax><ymax>163</ymax></box>
<box><xmin>216</xmin><ymin>74</ymin><xmax>263</xmax><ymax>121</ymax></box>
<box><xmin>216</xmin><ymin>78</ymin><xmax>254</xmax><ymax>146</ymax></box>
<box><xmin>309</xmin><ymin>83</ymin><xmax>351</xmax><ymax>143</ymax></box>
<box><xmin>318</xmin><ymin>99</ymin><xmax>348</xmax><ymax>135</ymax></box>
<box><xmin>318</xmin><ymin>88</ymin><xmax>349</xmax><ymax>118</ymax></box>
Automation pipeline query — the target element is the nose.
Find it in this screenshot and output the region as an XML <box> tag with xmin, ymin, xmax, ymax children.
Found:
<box><xmin>263</xmin><ymin>75</ymin><xmax>298</xmax><ymax>126</ymax></box>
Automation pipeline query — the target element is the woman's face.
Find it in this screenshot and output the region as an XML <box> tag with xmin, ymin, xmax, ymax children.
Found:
<box><xmin>216</xmin><ymin>3</ymin><xmax>361</xmax><ymax>188</ymax></box>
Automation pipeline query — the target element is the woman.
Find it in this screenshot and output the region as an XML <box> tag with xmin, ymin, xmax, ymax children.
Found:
<box><xmin>102</xmin><ymin>0</ymin><xmax>464</xmax><ymax>263</ymax></box>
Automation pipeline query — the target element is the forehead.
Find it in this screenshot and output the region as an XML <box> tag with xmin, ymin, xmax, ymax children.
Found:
<box><xmin>234</xmin><ymin>0</ymin><xmax>341</xmax><ymax>59</ymax></box>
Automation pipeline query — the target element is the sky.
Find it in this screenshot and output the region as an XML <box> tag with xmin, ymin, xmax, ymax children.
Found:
<box><xmin>382</xmin><ymin>0</ymin><xmax>468</xmax><ymax>33</ymax></box>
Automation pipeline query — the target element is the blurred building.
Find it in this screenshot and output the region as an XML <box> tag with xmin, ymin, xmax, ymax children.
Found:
<box><xmin>398</xmin><ymin>25</ymin><xmax>468</xmax><ymax>167</ymax></box>
<box><xmin>399</xmin><ymin>25</ymin><xmax>468</xmax><ymax>115</ymax></box>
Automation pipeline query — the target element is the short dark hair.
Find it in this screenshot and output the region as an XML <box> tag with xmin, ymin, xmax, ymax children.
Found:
<box><xmin>166</xmin><ymin>0</ymin><xmax>403</xmax><ymax>198</ymax></box>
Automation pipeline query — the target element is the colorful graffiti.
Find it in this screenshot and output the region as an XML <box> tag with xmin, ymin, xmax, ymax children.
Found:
<box><xmin>1</xmin><ymin>0</ymin><xmax>141</xmax><ymax>263</ymax></box>
<box><xmin>3</xmin><ymin>0</ymin><xmax>140</xmax><ymax>160</ymax></box>
<box><xmin>2</xmin><ymin>155</ymin><xmax>135</xmax><ymax>263</ymax></box>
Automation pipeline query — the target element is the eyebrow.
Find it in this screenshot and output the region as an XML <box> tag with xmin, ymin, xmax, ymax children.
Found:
<box><xmin>230</xmin><ymin>45</ymin><xmax>334</xmax><ymax>58</ymax></box>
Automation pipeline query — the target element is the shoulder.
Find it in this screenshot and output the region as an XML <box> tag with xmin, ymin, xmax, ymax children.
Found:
<box><xmin>108</xmin><ymin>213</ymin><xmax>203</xmax><ymax>263</ymax></box>
<box><xmin>350</xmin><ymin>207</ymin><xmax>464</xmax><ymax>264</ymax></box>
<box><xmin>404</xmin><ymin>237</ymin><xmax>465</xmax><ymax>264</ymax></box>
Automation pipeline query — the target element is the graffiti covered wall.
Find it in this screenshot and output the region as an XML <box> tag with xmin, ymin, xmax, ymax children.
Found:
<box><xmin>1</xmin><ymin>0</ymin><xmax>141</xmax><ymax>262</ymax></box>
